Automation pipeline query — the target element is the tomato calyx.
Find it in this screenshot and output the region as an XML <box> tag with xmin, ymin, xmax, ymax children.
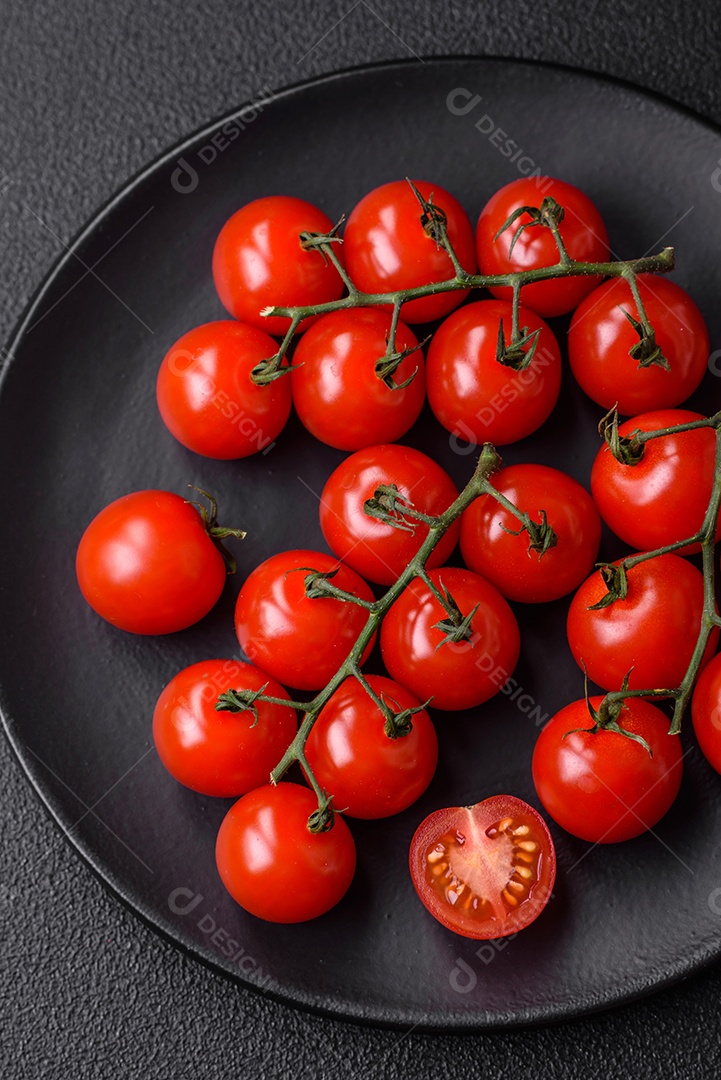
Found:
<box><xmin>565</xmin><ymin>670</ymin><xmax>654</xmax><ymax>756</ymax></box>
<box><xmin>407</xmin><ymin>178</ymin><xmax>450</xmax><ymax>249</ymax></box>
<box><xmin>374</xmin><ymin>334</ymin><xmax>427</xmax><ymax>390</ymax></box>
<box><xmin>215</xmin><ymin>684</ymin><xmax>270</xmax><ymax>727</ymax></box>
<box><xmin>493</xmin><ymin>195</ymin><xmax>566</xmax><ymax>257</ymax></box>
<box><xmin>306</xmin><ymin>791</ymin><xmax>339</xmax><ymax>834</ymax></box>
<box><xmin>425</xmin><ymin>574</ymin><xmax>480</xmax><ymax>649</ymax></box>
<box><xmin>598</xmin><ymin>405</ymin><xmax>646</xmax><ymax>465</ymax></box>
<box><xmin>288</xmin><ymin>566</ymin><xmax>376</xmax><ymax>610</ymax></box>
<box><xmin>621</xmin><ymin>308</ymin><xmax>671</xmax><ymax>371</ymax></box>
<box><xmin>363</xmin><ymin>484</ymin><xmax>434</xmax><ymax>533</ymax></box>
<box><xmin>186</xmin><ymin>486</ymin><xmax>246</xmax><ymax>573</ymax></box>
<box><xmin>586</xmin><ymin>562</ymin><xmax>629</xmax><ymax>610</ymax></box>
<box><xmin>495</xmin><ymin>318</ymin><xmax>542</xmax><ymax>371</ymax></box>
<box><xmin>500</xmin><ymin>507</ymin><xmax>558</xmax><ymax>559</ymax></box>
<box><xmin>298</xmin><ymin>215</ymin><xmax>345</xmax><ymax>263</ymax></box>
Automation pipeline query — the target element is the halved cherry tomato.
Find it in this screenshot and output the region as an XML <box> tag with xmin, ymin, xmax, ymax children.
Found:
<box><xmin>343</xmin><ymin>179</ymin><xmax>477</xmax><ymax>323</ymax></box>
<box><xmin>212</xmin><ymin>196</ymin><xmax>345</xmax><ymax>335</ymax></box>
<box><xmin>532</xmin><ymin>697</ymin><xmax>683</xmax><ymax>843</ymax></box>
<box><xmin>152</xmin><ymin>658</ymin><xmax>297</xmax><ymax>797</ymax></box>
<box><xmin>216</xmin><ymin>783</ymin><xmax>356</xmax><ymax>923</ymax></box>
<box><xmin>409</xmin><ymin>795</ymin><xmax>556</xmax><ymax>939</ymax></box>
<box><xmin>304</xmin><ymin>675</ymin><xmax>438</xmax><ymax>819</ymax></box>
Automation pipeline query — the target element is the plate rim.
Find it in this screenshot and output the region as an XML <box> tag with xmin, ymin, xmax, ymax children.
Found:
<box><xmin>3</xmin><ymin>54</ymin><xmax>721</xmax><ymax>1032</ymax></box>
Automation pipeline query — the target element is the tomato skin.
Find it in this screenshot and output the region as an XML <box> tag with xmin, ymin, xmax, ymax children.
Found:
<box><xmin>460</xmin><ymin>464</ymin><xmax>601</xmax><ymax>603</ymax></box>
<box><xmin>319</xmin><ymin>444</ymin><xmax>460</xmax><ymax>586</ymax></box>
<box><xmin>212</xmin><ymin>196</ymin><xmax>345</xmax><ymax>335</ymax></box>
<box><xmin>234</xmin><ymin>549</ymin><xmax>375</xmax><ymax>691</ymax></box>
<box><xmin>76</xmin><ymin>490</ymin><xmax>226</xmax><ymax>635</ymax></box>
<box><xmin>343</xmin><ymin>179</ymin><xmax>477</xmax><ymax>323</ymax></box>
<box><xmin>152</xmin><ymin>659</ymin><xmax>297</xmax><ymax>797</ymax></box>
<box><xmin>532</xmin><ymin>697</ymin><xmax>683</xmax><ymax>843</ymax></box>
<box><xmin>476</xmin><ymin>177</ymin><xmax>610</xmax><ymax>317</ymax></box>
<box><xmin>590</xmin><ymin>409</ymin><xmax>720</xmax><ymax>554</ymax></box>
<box><xmin>216</xmin><ymin>783</ymin><xmax>356</xmax><ymax>923</ymax></box>
<box><xmin>567</xmin><ymin>554</ymin><xmax>718</xmax><ymax>692</ymax></box>
<box><xmin>380</xmin><ymin>567</ymin><xmax>520</xmax><ymax>711</ymax></box>
<box><xmin>692</xmin><ymin>653</ymin><xmax>721</xmax><ymax>773</ymax></box>
<box><xmin>304</xmin><ymin>675</ymin><xmax>438</xmax><ymax>819</ymax></box>
<box><xmin>156</xmin><ymin>321</ymin><xmax>291</xmax><ymax>459</ymax></box>
<box><xmin>291</xmin><ymin>309</ymin><xmax>425</xmax><ymax>450</ymax></box>
<box><xmin>568</xmin><ymin>276</ymin><xmax>709</xmax><ymax>415</ymax></box>
<box><xmin>426</xmin><ymin>300</ymin><xmax>562</xmax><ymax>446</ymax></box>
<box><xmin>409</xmin><ymin>795</ymin><xmax>556</xmax><ymax>940</ymax></box>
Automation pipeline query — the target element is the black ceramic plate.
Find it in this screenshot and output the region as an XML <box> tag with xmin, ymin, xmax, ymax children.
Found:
<box><xmin>3</xmin><ymin>58</ymin><xmax>721</xmax><ymax>1032</ymax></box>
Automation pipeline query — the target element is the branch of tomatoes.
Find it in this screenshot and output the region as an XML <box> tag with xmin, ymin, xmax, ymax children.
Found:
<box><xmin>250</xmin><ymin>181</ymin><xmax>675</xmax><ymax>388</ymax></box>
<box><xmin>593</xmin><ymin>408</ymin><xmax>721</xmax><ymax>736</ymax></box>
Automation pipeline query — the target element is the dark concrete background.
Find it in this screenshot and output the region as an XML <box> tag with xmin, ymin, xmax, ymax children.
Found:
<box><xmin>2</xmin><ymin>2</ymin><xmax>721</xmax><ymax>1077</ymax></box>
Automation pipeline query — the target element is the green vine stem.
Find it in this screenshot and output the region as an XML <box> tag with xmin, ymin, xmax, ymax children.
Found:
<box><xmin>250</xmin><ymin>182</ymin><xmax>675</xmax><ymax>387</ymax></box>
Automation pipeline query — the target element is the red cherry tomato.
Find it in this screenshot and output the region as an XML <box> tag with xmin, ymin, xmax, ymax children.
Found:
<box><xmin>590</xmin><ymin>409</ymin><xmax>721</xmax><ymax>555</ymax></box>
<box><xmin>691</xmin><ymin>652</ymin><xmax>721</xmax><ymax>773</ymax></box>
<box><xmin>304</xmin><ymin>675</ymin><xmax>438</xmax><ymax>819</ymax></box>
<box><xmin>76</xmin><ymin>490</ymin><xmax>229</xmax><ymax>635</ymax></box>
<box><xmin>567</xmin><ymin>554</ymin><xmax>718</xmax><ymax>692</ymax></box>
<box><xmin>152</xmin><ymin>658</ymin><xmax>297</xmax><ymax>797</ymax></box>
<box><xmin>409</xmin><ymin>795</ymin><xmax>556</xmax><ymax>939</ymax></box>
<box><xmin>343</xmin><ymin>179</ymin><xmax>477</xmax><ymax>324</ymax></box>
<box><xmin>234</xmin><ymin>549</ymin><xmax>375</xmax><ymax>691</ymax></box>
<box><xmin>291</xmin><ymin>309</ymin><xmax>425</xmax><ymax>450</ymax></box>
<box><xmin>156</xmin><ymin>321</ymin><xmax>292</xmax><ymax>459</ymax></box>
<box><xmin>216</xmin><ymin>783</ymin><xmax>356</xmax><ymax>923</ymax></box>
<box><xmin>319</xmin><ymin>444</ymin><xmax>460</xmax><ymax>586</ymax></box>
<box><xmin>476</xmin><ymin>177</ymin><xmax>610</xmax><ymax>317</ymax></box>
<box><xmin>568</xmin><ymin>275</ymin><xmax>709</xmax><ymax>415</ymax></box>
<box><xmin>532</xmin><ymin>697</ymin><xmax>683</xmax><ymax>843</ymax></box>
<box><xmin>460</xmin><ymin>464</ymin><xmax>601</xmax><ymax>603</ymax></box>
<box><xmin>380</xmin><ymin>567</ymin><xmax>520</xmax><ymax>711</ymax></box>
<box><xmin>426</xmin><ymin>300</ymin><xmax>561</xmax><ymax>446</ymax></box>
<box><xmin>212</xmin><ymin>196</ymin><xmax>345</xmax><ymax>335</ymax></box>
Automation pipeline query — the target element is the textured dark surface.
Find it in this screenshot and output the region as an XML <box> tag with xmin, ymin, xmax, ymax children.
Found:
<box><xmin>3</xmin><ymin>2</ymin><xmax>721</xmax><ymax>1077</ymax></box>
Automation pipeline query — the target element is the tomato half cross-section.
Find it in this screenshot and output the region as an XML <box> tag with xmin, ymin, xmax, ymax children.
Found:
<box><xmin>216</xmin><ymin>783</ymin><xmax>356</xmax><ymax>923</ymax></box>
<box><xmin>409</xmin><ymin>795</ymin><xmax>556</xmax><ymax>939</ymax></box>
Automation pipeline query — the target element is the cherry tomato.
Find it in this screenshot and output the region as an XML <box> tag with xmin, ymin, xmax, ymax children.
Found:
<box><xmin>234</xmin><ymin>549</ymin><xmax>375</xmax><ymax>691</ymax></box>
<box><xmin>409</xmin><ymin>795</ymin><xmax>555</xmax><ymax>939</ymax></box>
<box><xmin>291</xmin><ymin>308</ymin><xmax>425</xmax><ymax>450</ymax></box>
<box><xmin>304</xmin><ymin>675</ymin><xmax>438</xmax><ymax>819</ymax></box>
<box><xmin>380</xmin><ymin>567</ymin><xmax>520</xmax><ymax>711</ymax></box>
<box><xmin>76</xmin><ymin>490</ymin><xmax>229</xmax><ymax>635</ymax></box>
<box><xmin>212</xmin><ymin>196</ymin><xmax>345</xmax><ymax>335</ymax></box>
<box><xmin>152</xmin><ymin>658</ymin><xmax>297</xmax><ymax>797</ymax></box>
<box><xmin>590</xmin><ymin>409</ymin><xmax>721</xmax><ymax>554</ymax></box>
<box><xmin>568</xmin><ymin>275</ymin><xmax>709</xmax><ymax>415</ymax></box>
<box><xmin>460</xmin><ymin>464</ymin><xmax>601</xmax><ymax>603</ymax></box>
<box><xmin>156</xmin><ymin>321</ymin><xmax>292</xmax><ymax>459</ymax></box>
<box><xmin>532</xmin><ymin>697</ymin><xmax>683</xmax><ymax>843</ymax></box>
<box><xmin>691</xmin><ymin>652</ymin><xmax>721</xmax><ymax>773</ymax></box>
<box><xmin>319</xmin><ymin>444</ymin><xmax>460</xmax><ymax>586</ymax></box>
<box><xmin>567</xmin><ymin>554</ymin><xmax>718</xmax><ymax>692</ymax></box>
<box><xmin>426</xmin><ymin>299</ymin><xmax>562</xmax><ymax>446</ymax></box>
<box><xmin>476</xmin><ymin>177</ymin><xmax>610</xmax><ymax>317</ymax></box>
<box><xmin>343</xmin><ymin>179</ymin><xmax>477</xmax><ymax>324</ymax></box>
<box><xmin>216</xmin><ymin>783</ymin><xmax>356</xmax><ymax>923</ymax></box>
